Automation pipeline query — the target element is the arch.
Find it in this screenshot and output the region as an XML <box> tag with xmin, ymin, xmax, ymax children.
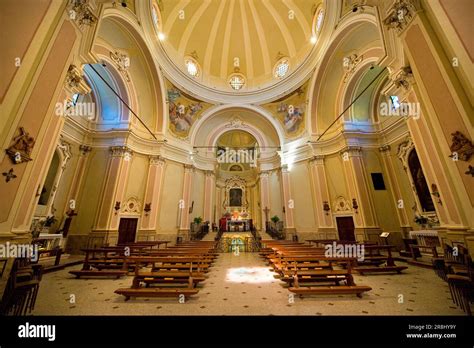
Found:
<box><xmin>307</xmin><ymin>11</ymin><xmax>382</xmax><ymax>136</ymax></box>
<box><xmin>190</xmin><ymin>104</ymin><xmax>285</xmax><ymax>147</ymax></box>
<box><xmin>94</xmin><ymin>8</ymin><xmax>167</xmax><ymax>133</ymax></box>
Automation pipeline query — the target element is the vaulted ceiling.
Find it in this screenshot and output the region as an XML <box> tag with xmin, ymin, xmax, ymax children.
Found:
<box><xmin>159</xmin><ymin>0</ymin><xmax>323</xmax><ymax>90</ymax></box>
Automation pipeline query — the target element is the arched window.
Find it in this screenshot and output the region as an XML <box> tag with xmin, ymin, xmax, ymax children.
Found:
<box><xmin>274</xmin><ymin>58</ymin><xmax>290</xmax><ymax>79</ymax></box>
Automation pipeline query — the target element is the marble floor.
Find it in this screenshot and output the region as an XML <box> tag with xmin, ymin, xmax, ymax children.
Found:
<box><xmin>32</xmin><ymin>252</ymin><xmax>464</xmax><ymax>316</ymax></box>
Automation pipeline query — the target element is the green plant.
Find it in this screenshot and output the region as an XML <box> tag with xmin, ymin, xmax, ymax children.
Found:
<box><xmin>270</xmin><ymin>215</ymin><xmax>280</xmax><ymax>223</ymax></box>
<box><xmin>193</xmin><ymin>216</ymin><xmax>203</xmax><ymax>224</ymax></box>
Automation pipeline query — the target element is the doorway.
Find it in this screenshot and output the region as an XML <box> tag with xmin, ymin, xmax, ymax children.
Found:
<box><xmin>336</xmin><ymin>216</ymin><xmax>355</xmax><ymax>241</ymax></box>
<box><xmin>117</xmin><ymin>218</ymin><xmax>138</xmax><ymax>245</ymax></box>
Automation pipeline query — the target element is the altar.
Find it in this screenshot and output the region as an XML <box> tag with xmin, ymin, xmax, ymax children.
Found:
<box><xmin>227</xmin><ymin>220</ymin><xmax>250</xmax><ymax>232</ymax></box>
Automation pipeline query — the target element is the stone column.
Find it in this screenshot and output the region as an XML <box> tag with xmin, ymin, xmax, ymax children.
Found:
<box><xmin>340</xmin><ymin>146</ymin><xmax>380</xmax><ymax>240</ymax></box>
<box><xmin>178</xmin><ymin>164</ymin><xmax>194</xmax><ymax>240</ymax></box>
<box><xmin>280</xmin><ymin>165</ymin><xmax>296</xmax><ymax>239</ymax></box>
<box><xmin>259</xmin><ymin>171</ymin><xmax>271</xmax><ymax>232</ymax></box>
<box><xmin>203</xmin><ymin>170</ymin><xmax>216</xmax><ymax>223</ymax></box>
<box><xmin>92</xmin><ymin>146</ymin><xmax>132</xmax><ymax>245</ymax></box>
<box><xmin>140</xmin><ymin>156</ymin><xmax>165</xmax><ymax>233</ymax></box>
<box><xmin>309</xmin><ymin>156</ymin><xmax>335</xmax><ymax>233</ymax></box>
<box><xmin>379</xmin><ymin>145</ymin><xmax>411</xmax><ymax>234</ymax></box>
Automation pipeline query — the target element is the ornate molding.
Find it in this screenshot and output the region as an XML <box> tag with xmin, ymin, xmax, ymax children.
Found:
<box><xmin>79</xmin><ymin>144</ymin><xmax>92</xmax><ymax>155</ymax></box>
<box><xmin>204</xmin><ymin>170</ymin><xmax>215</xmax><ymax>177</ymax></box>
<box><xmin>225</xmin><ymin>117</ymin><xmax>249</xmax><ymax>129</ymax></box>
<box><xmin>343</xmin><ymin>54</ymin><xmax>364</xmax><ymax>83</ymax></box>
<box><xmin>122</xmin><ymin>197</ymin><xmax>141</xmax><ymax>214</ymax></box>
<box><xmin>333</xmin><ymin>196</ymin><xmax>352</xmax><ymax>213</ymax></box>
<box><xmin>259</xmin><ymin>171</ymin><xmax>270</xmax><ymax>178</ymax></box>
<box><xmin>109</xmin><ymin>146</ymin><xmax>133</xmax><ymax>158</ymax></box>
<box><xmin>339</xmin><ymin>146</ymin><xmax>362</xmax><ymax>157</ymax></box>
<box><xmin>109</xmin><ymin>51</ymin><xmax>131</xmax><ymax>83</ymax></box>
<box><xmin>58</xmin><ymin>136</ymin><xmax>72</xmax><ymax>169</ymax></box>
<box><xmin>383</xmin><ymin>0</ymin><xmax>422</xmax><ymax>34</ymax></box>
<box><xmin>149</xmin><ymin>155</ymin><xmax>165</xmax><ymax>166</ymax></box>
<box><xmin>64</xmin><ymin>64</ymin><xmax>91</xmax><ymax>95</ymax></box>
<box><xmin>309</xmin><ymin>155</ymin><xmax>325</xmax><ymax>165</ymax></box>
<box><xmin>68</xmin><ymin>0</ymin><xmax>97</xmax><ymax>28</ymax></box>
<box><xmin>184</xmin><ymin>164</ymin><xmax>194</xmax><ymax>172</ymax></box>
<box><xmin>449</xmin><ymin>131</ymin><xmax>473</xmax><ymax>162</ymax></box>
<box><xmin>379</xmin><ymin>144</ymin><xmax>391</xmax><ymax>153</ymax></box>
<box><xmin>397</xmin><ymin>137</ymin><xmax>414</xmax><ymax>171</ymax></box>
<box><xmin>392</xmin><ymin>66</ymin><xmax>414</xmax><ymax>91</ymax></box>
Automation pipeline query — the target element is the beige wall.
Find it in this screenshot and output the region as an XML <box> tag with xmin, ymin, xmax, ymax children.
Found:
<box><xmin>158</xmin><ymin>161</ymin><xmax>184</xmax><ymax>234</ymax></box>
<box><xmin>290</xmin><ymin>162</ymin><xmax>316</xmax><ymax>233</ymax></box>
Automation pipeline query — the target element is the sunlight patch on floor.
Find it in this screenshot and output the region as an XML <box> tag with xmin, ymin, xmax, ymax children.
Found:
<box><xmin>226</xmin><ymin>267</ymin><xmax>275</xmax><ymax>283</ymax></box>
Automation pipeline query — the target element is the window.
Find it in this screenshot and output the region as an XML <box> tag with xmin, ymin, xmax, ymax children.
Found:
<box><xmin>229</xmin><ymin>73</ymin><xmax>245</xmax><ymax>90</ymax></box>
<box><xmin>184</xmin><ymin>57</ymin><xmax>200</xmax><ymax>77</ymax></box>
<box><xmin>315</xmin><ymin>9</ymin><xmax>324</xmax><ymax>33</ymax></box>
<box><xmin>151</xmin><ymin>6</ymin><xmax>159</xmax><ymax>29</ymax></box>
<box><xmin>71</xmin><ymin>93</ymin><xmax>80</xmax><ymax>105</ymax></box>
<box><xmin>371</xmin><ymin>173</ymin><xmax>386</xmax><ymax>190</ymax></box>
<box><xmin>274</xmin><ymin>59</ymin><xmax>289</xmax><ymax>78</ymax></box>
<box><xmin>390</xmin><ymin>95</ymin><xmax>400</xmax><ymax>109</ymax></box>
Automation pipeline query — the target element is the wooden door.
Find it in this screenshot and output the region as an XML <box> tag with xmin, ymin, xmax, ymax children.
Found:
<box><xmin>118</xmin><ymin>218</ymin><xmax>138</xmax><ymax>245</ymax></box>
<box><xmin>336</xmin><ymin>216</ymin><xmax>355</xmax><ymax>241</ymax></box>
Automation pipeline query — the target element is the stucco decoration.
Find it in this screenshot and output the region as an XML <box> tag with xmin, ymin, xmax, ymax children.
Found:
<box><xmin>122</xmin><ymin>197</ymin><xmax>141</xmax><ymax>214</ymax></box>
<box><xmin>166</xmin><ymin>79</ymin><xmax>213</xmax><ymax>139</ymax></box>
<box><xmin>333</xmin><ymin>196</ymin><xmax>352</xmax><ymax>213</ymax></box>
<box><xmin>261</xmin><ymin>81</ymin><xmax>308</xmax><ymax>138</ymax></box>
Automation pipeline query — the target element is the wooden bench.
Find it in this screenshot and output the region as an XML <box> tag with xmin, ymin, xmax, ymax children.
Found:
<box><xmin>353</xmin><ymin>245</ymin><xmax>407</xmax><ymax>274</ymax></box>
<box><xmin>285</xmin><ymin>257</ymin><xmax>372</xmax><ymax>298</ymax></box>
<box><xmin>69</xmin><ymin>248</ymin><xmax>128</xmax><ymax>278</ymax></box>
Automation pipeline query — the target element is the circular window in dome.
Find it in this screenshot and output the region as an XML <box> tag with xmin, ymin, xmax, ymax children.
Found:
<box><xmin>184</xmin><ymin>57</ymin><xmax>200</xmax><ymax>77</ymax></box>
<box><xmin>228</xmin><ymin>73</ymin><xmax>245</xmax><ymax>90</ymax></box>
<box><xmin>274</xmin><ymin>58</ymin><xmax>290</xmax><ymax>78</ymax></box>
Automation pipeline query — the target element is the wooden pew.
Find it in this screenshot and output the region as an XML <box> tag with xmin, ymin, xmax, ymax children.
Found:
<box><xmin>285</xmin><ymin>257</ymin><xmax>372</xmax><ymax>298</ymax></box>
<box><xmin>69</xmin><ymin>248</ymin><xmax>127</xmax><ymax>278</ymax></box>
<box><xmin>115</xmin><ymin>260</ymin><xmax>204</xmax><ymax>301</ymax></box>
<box><xmin>353</xmin><ymin>245</ymin><xmax>407</xmax><ymax>274</ymax></box>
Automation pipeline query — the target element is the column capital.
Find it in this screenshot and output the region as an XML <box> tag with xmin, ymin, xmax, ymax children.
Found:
<box><xmin>258</xmin><ymin>170</ymin><xmax>270</xmax><ymax>178</ymax></box>
<box><xmin>204</xmin><ymin>170</ymin><xmax>215</xmax><ymax>177</ymax></box>
<box><xmin>109</xmin><ymin>145</ymin><xmax>133</xmax><ymax>157</ymax></box>
<box><xmin>378</xmin><ymin>144</ymin><xmax>391</xmax><ymax>153</ymax></box>
<box><xmin>383</xmin><ymin>0</ymin><xmax>423</xmax><ymax>34</ymax></box>
<box><xmin>79</xmin><ymin>144</ymin><xmax>92</xmax><ymax>155</ymax></box>
<box><xmin>340</xmin><ymin>146</ymin><xmax>362</xmax><ymax>158</ymax></box>
<box><xmin>184</xmin><ymin>164</ymin><xmax>194</xmax><ymax>172</ymax></box>
<box><xmin>281</xmin><ymin>164</ymin><xmax>290</xmax><ymax>173</ymax></box>
<box><xmin>64</xmin><ymin>64</ymin><xmax>91</xmax><ymax>95</ymax></box>
<box><xmin>149</xmin><ymin>155</ymin><xmax>165</xmax><ymax>166</ymax></box>
<box><xmin>309</xmin><ymin>155</ymin><xmax>325</xmax><ymax>165</ymax></box>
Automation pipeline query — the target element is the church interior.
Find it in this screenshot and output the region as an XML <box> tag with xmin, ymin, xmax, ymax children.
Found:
<box><xmin>1</xmin><ymin>0</ymin><xmax>473</xmax><ymax>327</ymax></box>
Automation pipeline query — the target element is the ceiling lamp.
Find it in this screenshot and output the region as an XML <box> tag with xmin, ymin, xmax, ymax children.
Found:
<box><xmin>228</xmin><ymin>73</ymin><xmax>245</xmax><ymax>90</ymax></box>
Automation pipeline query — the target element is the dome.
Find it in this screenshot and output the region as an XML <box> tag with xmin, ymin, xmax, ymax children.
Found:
<box><xmin>157</xmin><ymin>0</ymin><xmax>324</xmax><ymax>92</ymax></box>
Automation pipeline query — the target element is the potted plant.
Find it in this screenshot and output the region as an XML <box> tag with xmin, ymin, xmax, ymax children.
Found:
<box><xmin>270</xmin><ymin>215</ymin><xmax>280</xmax><ymax>223</ymax></box>
<box><xmin>193</xmin><ymin>216</ymin><xmax>203</xmax><ymax>225</ymax></box>
<box><xmin>44</xmin><ymin>215</ymin><xmax>58</xmax><ymax>227</ymax></box>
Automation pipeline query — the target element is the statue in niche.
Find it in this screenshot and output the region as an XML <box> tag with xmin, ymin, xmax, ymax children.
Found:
<box><xmin>229</xmin><ymin>188</ymin><xmax>242</xmax><ymax>207</ymax></box>
<box><xmin>408</xmin><ymin>150</ymin><xmax>435</xmax><ymax>212</ymax></box>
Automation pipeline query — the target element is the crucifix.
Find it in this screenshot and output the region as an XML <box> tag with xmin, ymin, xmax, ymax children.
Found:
<box><xmin>263</xmin><ymin>206</ymin><xmax>270</xmax><ymax>222</ymax></box>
